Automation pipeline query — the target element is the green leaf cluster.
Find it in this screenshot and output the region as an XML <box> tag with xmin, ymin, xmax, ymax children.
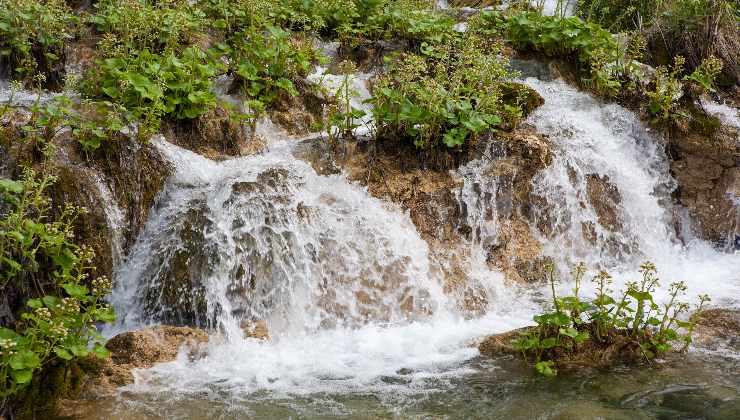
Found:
<box><xmin>0</xmin><ymin>0</ymin><xmax>76</xmax><ymax>84</ymax></box>
<box><xmin>86</xmin><ymin>46</ymin><xmax>222</xmax><ymax>131</ymax></box>
<box><xmin>0</xmin><ymin>170</ymin><xmax>115</xmax><ymax>398</ymax></box>
<box><xmin>513</xmin><ymin>261</ymin><xmax>710</xmax><ymax>376</ymax></box>
<box><xmin>370</xmin><ymin>36</ymin><xmax>522</xmax><ymax>149</ymax></box>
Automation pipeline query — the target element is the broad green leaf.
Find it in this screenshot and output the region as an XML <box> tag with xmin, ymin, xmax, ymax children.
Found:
<box><xmin>62</xmin><ymin>283</ymin><xmax>89</xmax><ymax>298</ymax></box>
<box><xmin>11</xmin><ymin>369</ymin><xmax>33</xmax><ymax>384</ymax></box>
<box><xmin>54</xmin><ymin>347</ymin><xmax>73</xmax><ymax>361</ymax></box>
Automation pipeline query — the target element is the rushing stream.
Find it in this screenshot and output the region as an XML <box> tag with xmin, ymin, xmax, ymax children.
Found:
<box><xmin>80</xmin><ymin>61</ymin><xmax>740</xmax><ymax>418</ymax></box>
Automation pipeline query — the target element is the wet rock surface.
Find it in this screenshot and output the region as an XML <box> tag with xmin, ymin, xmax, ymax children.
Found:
<box><xmin>669</xmin><ymin>122</ymin><xmax>740</xmax><ymax>246</ymax></box>
<box><xmin>692</xmin><ymin>308</ymin><xmax>740</xmax><ymax>351</ymax></box>
<box><xmin>55</xmin><ymin>326</ymin><xmax>209</xmax><ymax>415</ymax></box>
<box><xmin>138</xmin><ymin>203</ymin><xmax>216</xmax><ymax>327</ymax></box>
<box><xmin>163</xmin><ymin>105</ymin><xmax>261</xmax><ymax>159</ymax></box>
<box><xmin>585</xmin><ymin>173</ymin><xmax>622</xmax><ymax>232</ymax></box>
<box><xmin>297</xmin><ymin>124</ymin><xmax>553</xmax><ymax>297</ymax></box>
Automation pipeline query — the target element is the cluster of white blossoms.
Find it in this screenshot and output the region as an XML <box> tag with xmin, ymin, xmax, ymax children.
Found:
<box><xmin>34</xmin><ymin>307</ymin><xmax>52</xmax><ymax>321</ymax></box>
<box><xmin>91</xmin><ymin>275</ymin><xmax>112</xmax><ymax>295</ymax></box>
<box><xmin>61</xmin><ymin>297</ymin><xmax>80</xmax><ymax>313</ymax></box>
<box><xmin>0</xmin><ymin>338</ymin><xmax>17</xmax><ymax>356</ymax></box>
<box><xmin>50</xmin><ymin>322</ymin><xmax>68</xmax><ymax>338</ymax></box>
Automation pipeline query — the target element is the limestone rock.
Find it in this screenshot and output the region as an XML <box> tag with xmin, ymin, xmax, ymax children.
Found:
<box><xmin>81</xmin><ymin>326</ymin><xmax>209</xmax><ymax>396</ymax></box>
<box><xmin>692</xmin><ymin>309</ymin><xmax>740</xmax><ymax>351</ymax></box>
<box><xmin>669</xmin><ymin>122</ymin><xmax>739</xmax><ymax>246</ymax></box>
<box><xmin>585</xmin><ymin>173</ymin><xmax>622</xmax><ymax>232</ymax></box>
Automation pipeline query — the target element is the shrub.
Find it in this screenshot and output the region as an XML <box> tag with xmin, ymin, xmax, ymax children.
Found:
<box><xmin>646</xmin><ymin>55</ymin><xmax>722</xmax><ymax>124</ymax></box>
<box><xmin>576</xmin><ymin>0</ymin><xmax>658</xmax><ymax>31</ymax></box>
<box><xmin>0</xmin><ymin>0</ymin><xmax>76</xmax><ymax>87</ymax></box>
<box><xmin>89</xmin><ymin>0</ymin><xmax>205</xmax><ymax>56</ymax></box>
<box><xmin>512</xmin><ymin>262</ymin><xmax>710</xmax><ymax>376</ymax></box>
<box><xmin>224</xmin><ymin>24</ymin><xmax>317</xmax><ymax>117</ymax></box>
<box><xmin>0</xmin><ymin>170</ymin><xmax>114</xmax><ymax>398</ymax></box>
<box><xmin>343</xmin><ymin>0</ymin><xmax>457</xmax><ymax>46</ymax></box>
<box><xmin>84</xmin><ymin>46</ymin><xmax>222</xmax><ymax>133</ymax></box>
<box><xmin>370</xmin><ymin>36</ymin><xmax>522</xmax><ymax>149</ymax></box>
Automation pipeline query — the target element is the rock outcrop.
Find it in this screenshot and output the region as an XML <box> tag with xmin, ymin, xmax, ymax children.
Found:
<box><xmin>297</xmin><ymin>122</ymin><xmax>553</xmax><ymax>302</ymax></box>
<box><xmin>67</xmin><ymin>326</ymin><xmax>210</xmax><ymax>402</ymax></box>
<box><xmin>669</xmin><ymin>121</ymin><xmax>739</xmax><ymax>246</ymax></box>
<box><xmin>692</xmin><ymin>308</ymin><xmax>740</xmax><ymax>352</ymax></box>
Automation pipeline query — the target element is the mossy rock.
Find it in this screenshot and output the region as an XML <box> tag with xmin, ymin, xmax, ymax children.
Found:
<box><xmin>501</xmin><ymin>82</ymin><xmax>545</xmax><ymax>117</ymax></box>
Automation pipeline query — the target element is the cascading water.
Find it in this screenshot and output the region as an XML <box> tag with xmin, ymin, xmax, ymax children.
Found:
<box><xmin>110</xmin><ymin>128</ymin><xmax>534</xmax><ymax>396</ymax></box>
<box><xmin>520</xmin><ymin>77</ymin><xmax>740</xmax><ymax>304</ymax></box>
<box><xmin>101</xmin><ymin>65</ymin><xmax>740</xmax><ymax>415</ymax></box>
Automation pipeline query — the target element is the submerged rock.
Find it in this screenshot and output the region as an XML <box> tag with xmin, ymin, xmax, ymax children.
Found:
<box><xmin>585</xmin><ymin>173</ymin><xmax>622</xmax><ymax>232</ymax></box>
<box><xmin>692</xmin><ymin>308</ymin><xmax>740</xmax><ymax>351</ymax></box>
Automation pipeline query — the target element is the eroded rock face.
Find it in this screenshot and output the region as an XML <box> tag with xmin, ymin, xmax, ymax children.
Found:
<box><xmin>585</xmin><ymin>173</ymin><xmax>622</xmax><ymax>232</ymax></box>
<box><xmin>56</xmin><ymin>326</ymin><xmax>209</xmax><ymax>410</ymax></box>
<box><xmin>669</xmin><ymin>123</ymin><xmax>739</xmax><ymax>246</ymax></box>
<box><xmin>135</xmin><ymin>202</ymin><xmax>217</xmax><ymax>328</ymax></box>
<box><xmin>1</xmin><ymin>110</ymin><xmax>172</xmax><ymax>320</ymax></box>
<box><xmin>52</xmin><ymin>134</ymin><xmax>172</xmax><ymax>276</ymax></box>
<box><xmin>300</xmin><ymin>124</ymin><xmax>553</xmax><ymax>297</ymax></box>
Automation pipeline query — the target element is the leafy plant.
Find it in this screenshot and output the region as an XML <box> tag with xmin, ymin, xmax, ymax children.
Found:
<box><xmin>646</xmin><ymin>56</ymin><xmax>686</xmax><ymax>123</ymax></box>
<box><xmin>89</xmin><ymin>0</ymin><xmax>205</xmax><ymax>57</ymax></box>
<box><xmin>513</xmin><ymin>261</ymin><xmax>709</xmax><ymax>376</ymax></box>
<box><xmin>370</xmin><ymin>36</ymin><xmax>516</xmax><ymax>149</ymax></box>
<box><xmin>85</xmin><ymin>46</ymin><xmax>222</xmax><ymax>134</ymax></box>
<box><xmin>224</xmin><ymin>24</ymin><xmax>317</xmax><ymax>117</ymax></box>
<box><xmin>473</xmin><ymin>11</ymin><xmax>641</xmax><ymax>96</ymax></box>
<box><xmin>683</xmin><ymin>55</ymin><xmax>723</xmax><ymax>93</ymax></box>
<box><xmin>0</xmin><ymin>0</ymin><xmax>76</xmax><ymax>85</ymax></box>
<box><xmin>0</xmin><ymin>170</ymin><xmax>115</xmax><ymax>397</ymax></box>
<box><xmin>324</xmin><ymin>61</ymin><xmax>368</xmax><ymax>145</ymax></box>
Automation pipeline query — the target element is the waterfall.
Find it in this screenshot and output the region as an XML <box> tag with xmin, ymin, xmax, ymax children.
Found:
<box><xmin>110</xmin><ymin>129</ymin><xmax>535</xmax><ymax>395</ymax></box>
<box><xmin>107</xmin><ymin>70</ymin><xmax>739</xmax><ymax>400</ymax></box>
<box><xmin>519</xmin><ymin>77</ymin><xmax>740</xmax><ymax>304</ymax></box>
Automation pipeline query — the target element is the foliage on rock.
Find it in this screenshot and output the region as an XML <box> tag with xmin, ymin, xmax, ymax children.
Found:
<box><xmin>511</xmin><ymin>262</ymin><xmax>709</xmax><ymax>376</ymax></box>
<box><xmin>0</xmin><ymin>170</ymin><xmax>114</xmax><ymax>399</ymax></box>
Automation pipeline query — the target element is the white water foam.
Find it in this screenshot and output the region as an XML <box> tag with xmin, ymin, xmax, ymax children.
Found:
<box><xmin>522</xmin><ymin>77</ymin><xmax>740</xmax><ymax>306</ymax></box>
<box><xmin>111</xmin><ymin>135</ymin><xmax>536</xmax><ymax>396</ymax></box>
<box><xmin>700</xmin><ymin>98</ymin><xmax>740</xmax><ymax>130</ymax></box>
<box><xmin>111</xmin><ymin>74</ymin><xmax>740</xmax><ymax>402</ymax></box>
<box><xmin>307</xmin><ymin>66</ymin><xmax>375</xmax><ymax>138</ymax></box>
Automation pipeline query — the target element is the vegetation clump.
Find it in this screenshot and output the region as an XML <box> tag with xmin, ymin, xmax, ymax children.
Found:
<box><xmin>0</xmin><ymin>0</ymin><xmax>76</xmax><ymax>88</ymax></box>
<box><xmin>371</xmin><ymin>37</ymin><xmax>520</xmax><ymax>149</ymax></box>
<box><xmin>0</xmin><ymin>170</ymin><xmax>114</xmax><ymax>403</ymax></box>
<box><xmin>507</xmin><ymin>262</ymin><xmax>710</xmax><ymax>376</ymax></box>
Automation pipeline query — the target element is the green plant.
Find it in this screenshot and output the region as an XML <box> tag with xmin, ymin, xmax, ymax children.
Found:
<box><xmin>576</xmin><ymin>0</ymin><xmax>658</xmax><ymax>31</ymax></box>
<box><xmin>71</xmin><ymin>102</ymin><xmax>130</xmax><ymax>153</ymax></box>
<box><xmin>85</xmin><ymin>46</ymin><xmax>221</xmax><ymax>134</ymax></box>
<box><xmin>474</xmin><ymin>11</ymin><xmax>640</xmax><ymax>96</ymax></box>
<box><xmin>512</xmin><ymin>261</ymin><xmax>708</xmax><ymax>376</ymax></box>
<box><xmin>89</xmin><ymin>0</ymin><xmax>204</xmax><ymax>57</ymax></box>
<box><xmin>16</xmin><ymin>90</ymin><xmax>73</xmax><ymax>158</ymax></box>
<box><xmin>0</xmin><ymin>0</ymin><xmax>76</xmax><ymax>86</ymax></box>
<box><xmin>225</xmin><ymin>24</ymin><xmax>317</xmax><ymax>116</ymax></box>
<box><xmin>684</xmin><ymin>55</ymin><xmax>723</xmax><ymax>93</ymax></box>
<box><xmin>646</xmin><ymin>56</ymin><xmax>686</xmax><ymax>123</ymax></box>
<box><xmin>0</xmin><ymin>169</ymin><xmax>115</xmax><ymax>397</ymax></box>
<box><xmin>325</xmin><ymin>61</ymin><xmax>368</xmax><ymax>145</ymax></box>
<box><xmin>370</xmin><ymin>36</ymin><xmax>517</xmax><ymax>149</ymax></box>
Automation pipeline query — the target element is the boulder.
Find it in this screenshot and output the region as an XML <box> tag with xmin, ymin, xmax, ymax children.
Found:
<box><xmin>78</xmin><ymin>326</ymin><xmax>210</xmax><ymax>397</ymax></box>
<box><xmin>585</xmin><ymin>173</ymin><xmax>622</xmax><ymax>232</ymax></box>
<box><xmin>692</xmin><ymin>308</ymin><xmax>740</xmax><ymax>351</ymax></box>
